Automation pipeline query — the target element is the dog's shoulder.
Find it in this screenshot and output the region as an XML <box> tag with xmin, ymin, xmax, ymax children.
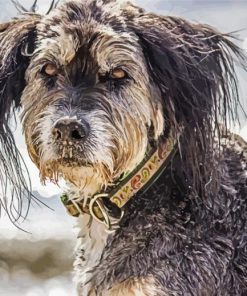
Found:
<box><xmin>221</xmin><ymin>131</ymin><xmax>247</xmax><ymax>169</ymax></box>
<box><xmin>223</xmin><ymin>131</ymin><xmax>247</xmax><ymax>155</ymax></box>
<box><xmin>219</xmin><ymin>131</ymin><xmax>247</xmax><ymax>200</ymax></box>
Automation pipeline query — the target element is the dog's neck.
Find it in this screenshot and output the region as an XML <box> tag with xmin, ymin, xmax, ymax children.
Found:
<box><xmin>61</xmin><ymin>135</ymin><xmax>176</xmax><ymax>228</ymax></box>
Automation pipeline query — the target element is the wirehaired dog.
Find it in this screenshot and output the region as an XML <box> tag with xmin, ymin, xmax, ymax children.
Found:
<box><xmin>0</xmin><ymin>0</ymin><xmax>247</xmax><ymax>295</ymax></box>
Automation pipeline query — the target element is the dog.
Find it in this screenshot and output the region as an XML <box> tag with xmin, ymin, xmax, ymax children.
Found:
<box><xmin>0</xmin><ymin>0</ymin><xmax>247</xmax><ymax>295</ymax></box>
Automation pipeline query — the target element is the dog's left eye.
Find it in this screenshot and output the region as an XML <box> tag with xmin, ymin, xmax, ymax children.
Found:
<box><xmin>41</xmin><ymin>63</ymin><xmax>59</xmax><ymax>77</ymax></box>
<box><xmin>110</xmin><ymin>68</ymin><xmax>127</xmax><ymax>80</ymax></box>
<box><xmin>99</xmin><ymin>68</ymin><xmax>128</xmax><ymax>83</ymax></box>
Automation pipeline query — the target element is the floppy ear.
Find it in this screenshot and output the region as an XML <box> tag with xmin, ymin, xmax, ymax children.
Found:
<box><xmin>127</xmin><ymin>11</ymin><xmax>246</xmax><ymax>195</ymax></box>
<box><xmin>0</xmin><ymin>14</ymin><xmax>41</xmax><ymax>222</ymax></box>
<box><xmin>0</xmin><ymin>14</ymin><xmax>41</xmax><ymax>118</ymax></box>
<box><xmin>129</xmin><ymin>13</ymin><xmax>244</xmax><ymax>132</ymax></box>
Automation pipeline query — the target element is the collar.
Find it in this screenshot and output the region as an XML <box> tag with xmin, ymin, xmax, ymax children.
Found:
<box><xmin>61</xmin><ymin>135</ymin><xmax>177</xmax><ymax>230</ymax></box>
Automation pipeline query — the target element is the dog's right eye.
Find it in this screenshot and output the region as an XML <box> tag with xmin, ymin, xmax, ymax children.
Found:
<box><xmin>41</xmin><ymin>63</ymin><xmax>59</xmax><ymax>77</ymax></box>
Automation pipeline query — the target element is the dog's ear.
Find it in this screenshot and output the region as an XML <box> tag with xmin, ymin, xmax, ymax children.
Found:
<box><xmin>128</xmin><ymin>12</ymin><xmax>244</xmax><ymax>132</ymax></box>
<box><xmin>0</xmin><ymin>14</ymin><xmax>41</xmax><ymax>222</ymax></box>
<box><xmin>0</xmin><ymin>14</ymin><xmax>41</xmax><ymax>119</ymax></box>
<box><xmin>127</xmin><ymin>11</ymin><xmax>246</xmax><ymax>195</ymax></box>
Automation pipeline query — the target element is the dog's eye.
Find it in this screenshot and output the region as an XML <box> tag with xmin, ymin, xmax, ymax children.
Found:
<box><xmin>42</xmin><ymin>63</ymin><xmax>59</xmax><ymax>77</ymax></box>
<box><xmin>98</xmin><ymin>68</ymin><xmax>128</xmax><ymax>83</ymax></box>
<box><xmin>110</xmin><ymin>68</ymin><xmax>127</xmax><ymax>80</ymax></box>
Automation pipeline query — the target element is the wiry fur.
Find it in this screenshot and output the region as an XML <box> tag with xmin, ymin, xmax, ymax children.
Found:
<box><xmin>0</xmin><ymin>0</ymin><xmax>247</xmax><ymax>295</ymax></box>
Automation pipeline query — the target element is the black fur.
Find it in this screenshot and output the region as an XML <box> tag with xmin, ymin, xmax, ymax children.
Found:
<box><xmin>89</xmin><ymin>5</ymin><xmax>246</xmax><ymax>295</ymax></box>
<box><xmin>92</xmin><ymin>138</ymin><xmax>247</xmax><ymax>295</ymax></box>
<box><xmin>0</xmin><ymin>15</ymin><xmax>40</xmax><ymax>221</ymax></box>
<box><xmin>128</xmin><ymin>14</ymin><xmax>245</xmax><ymax>198</ymax></box>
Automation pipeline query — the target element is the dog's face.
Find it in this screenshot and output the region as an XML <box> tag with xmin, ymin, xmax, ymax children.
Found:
<box><xmin>21</xmin><ymin>1</ymin><xmax>164</xmax><ymax>188</ymax></box>
<box><xmin>0</xmin><ymin>0</ymin><xmax>241</xmax><ymax>210</ymax></box>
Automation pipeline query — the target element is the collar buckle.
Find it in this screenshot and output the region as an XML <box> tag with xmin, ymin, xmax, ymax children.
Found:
<box><xmin>89</xmin><ymin>193</ymin><xmax>124</xmax><ymax>231</ymax></box>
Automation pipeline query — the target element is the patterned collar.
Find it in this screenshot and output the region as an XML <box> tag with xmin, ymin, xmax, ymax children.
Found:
<box><xmin>61</xmin><ymin>135</ymin><xmax>176</xmax><ymax>230</ymax></box>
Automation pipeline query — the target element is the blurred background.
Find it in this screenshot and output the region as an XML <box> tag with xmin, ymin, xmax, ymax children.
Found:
<box><xmin>0</xmin><ymin>0</ymin><xmax>246</xmax><ymax>295</ymax></box>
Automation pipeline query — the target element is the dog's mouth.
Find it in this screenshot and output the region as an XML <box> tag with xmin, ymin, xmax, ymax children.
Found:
<box><xmin>35</xmin><ymin>140</ymin><xmax>93</xmax><ymax>183</ymax></box>
<box><xmin>50</xmin><ymin>142</ymin><xmax>94</xmax><ymax>169</ymax></box>
<box><xmin>55</xmin><ymin>145</ymin><xmax>85</xmax><ymax>164</ymax></box>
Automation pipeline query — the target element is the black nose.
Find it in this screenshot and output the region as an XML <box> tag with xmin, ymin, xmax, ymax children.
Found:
<box><xmin>52</xmin><ymin>118</ymin><xmax>89</xmax><ymax>142</ymax></box>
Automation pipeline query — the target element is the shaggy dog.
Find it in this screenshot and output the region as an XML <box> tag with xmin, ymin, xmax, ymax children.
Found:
<box><xmin>0</xmin><ymin>0</ymin><xmax>247</xmax><ymax>295</ymax></box>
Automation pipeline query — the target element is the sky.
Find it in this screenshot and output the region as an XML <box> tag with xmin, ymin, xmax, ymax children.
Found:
<box><xmin>0</xmin><ymin>0</ymin><xmax>247</xmax><ymax>198</ymax></box>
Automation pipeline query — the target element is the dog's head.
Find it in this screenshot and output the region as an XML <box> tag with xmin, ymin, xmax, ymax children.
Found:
<box><xmin>0</xmin><ymin>0</ymin><xmax>244</xmax><ymax>217</ymax></box>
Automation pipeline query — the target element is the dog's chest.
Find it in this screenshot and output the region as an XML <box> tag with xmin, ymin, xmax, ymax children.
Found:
<box><xmin>74</xmin><ymin>214</ymin><xmax>111</xmax><ymax>296</ymax></box>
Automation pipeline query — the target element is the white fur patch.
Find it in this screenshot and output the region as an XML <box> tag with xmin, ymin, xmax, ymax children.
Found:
<box><xmin>74</xmin><ymin>214</ymin><xmax>112</xmax><ymax>296</ymax></box>
<box><xmin>64</xmin><ymin>171</ymin><xmax>111</xmax><ymax>295</ymax></box>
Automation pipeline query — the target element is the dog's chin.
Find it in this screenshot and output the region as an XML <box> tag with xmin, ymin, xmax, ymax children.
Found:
<box><xmin>42</xmin><ymin>162</ymin><xmax>99</xmax><ymax>189</ymax></box>
<box><xmin>39</xmin><ymin>154</ymin><xmax>93</xmax><ymax>182</ymax></box>
<box><xmin>38</xmin><ymin>148</ymin><xmax>112</xmax><ymax>189</ymax></box>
